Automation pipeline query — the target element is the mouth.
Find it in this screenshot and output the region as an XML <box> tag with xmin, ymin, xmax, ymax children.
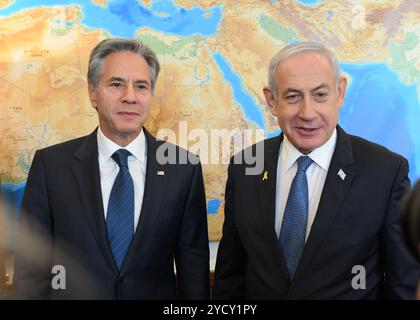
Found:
<box><xmin>295</xmin><ymin>127</ymin><xmax>320</xmax><ymax>136</ymax></box>
<box><xmin>117</xmin><ymin>111</ymin><xmax>139</xmax><ymax>118</ymax></box>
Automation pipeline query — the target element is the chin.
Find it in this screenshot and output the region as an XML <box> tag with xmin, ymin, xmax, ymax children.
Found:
<box><xmin>116</xmin><ymin>127</ymin><xmax>142</xmax><ymax>136</ymax></box>
<box><xmin>296</xmin><ymin>141</ymin><xmax>322</xmax><ymax>154</ymax></box>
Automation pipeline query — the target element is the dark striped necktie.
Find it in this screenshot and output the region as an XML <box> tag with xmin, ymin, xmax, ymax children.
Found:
<box><xmin>106</xmin><ymin>149</ymin><xmax>134</xmax><ymax>270</ymax></box>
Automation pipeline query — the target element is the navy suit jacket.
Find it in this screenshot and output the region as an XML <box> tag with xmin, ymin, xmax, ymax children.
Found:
<box><xmin>13</xmin><ymin>128</ymin><xmax>210</xmax><ymax>299</ymax></box>
<box><xmin>214</xmin><ymin>126</ymin><xmax>419</xmax><ymax>299</ymax></box>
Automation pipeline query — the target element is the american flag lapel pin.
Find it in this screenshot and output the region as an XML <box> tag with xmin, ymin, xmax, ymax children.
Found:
<box><xmin>157</xmin><ymin>170</ymin><xmax>165</xmax><ymax>176</ymax></box>
<box><xmin>337</xmin><ymin>169</ymin><xmax>346</xmax><ymax>181</ymax></box>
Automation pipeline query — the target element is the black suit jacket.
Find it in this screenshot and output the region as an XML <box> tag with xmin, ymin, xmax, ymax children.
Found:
<box><xmin>13</xmin><ymin>128</ymin><xmax>210</xmax><ymax>299</ymax></box>
<box><xmin>214</xmin><ymin>126</ymin><xmax>419</xmax><ymax>299</ymax></box>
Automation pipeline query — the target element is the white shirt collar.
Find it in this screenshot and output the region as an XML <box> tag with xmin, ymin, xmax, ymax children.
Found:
<box><xmin>97</xmin><ymin>127</ymin><xmax>146</xmax><ymax>163</ymax></box>
<box><xmin>281</xmin><ymin>128</ymin><xmax>337</xmax><ymax>172</ymax></box>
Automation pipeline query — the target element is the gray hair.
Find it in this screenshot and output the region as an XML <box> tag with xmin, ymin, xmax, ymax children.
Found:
<box><xmin>88</xmin><ymin>38</ymin><xmax>160</xmax><ymax>91</ymax></box>
<box><xmin>268</xmin><ymin>42</ymin><xmax>341</xmax><ymax>99</ymax></box>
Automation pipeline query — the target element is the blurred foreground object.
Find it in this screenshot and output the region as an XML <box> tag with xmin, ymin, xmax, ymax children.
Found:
<box><xmin>0</xmin><ymin>193</ymin><xmax>5</xmax><ymax>297</ymax></box>
<box><xmin>0</xmin><ymin>181</ymin><xmax>14</xmax><ymax>299</ymax></box>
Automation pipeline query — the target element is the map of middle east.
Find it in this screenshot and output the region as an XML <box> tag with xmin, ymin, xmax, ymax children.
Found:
<box><xmin>0</xmin><ymin>0</ymin><xmax>419</xmax><ymax>242</ymax></box>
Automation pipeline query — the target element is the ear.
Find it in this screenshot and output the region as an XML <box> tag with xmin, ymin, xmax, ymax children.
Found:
<box><xmin>88</xmin><ymin>84</ymin><xmax>98</xmax><ymax>109</ymax></box>
<box><xmin>337</xmin><ymin>76</ymin><xmax>347</xmax><ymax>109</ymax></box>
<box><xmin>263</xmin><ymin>86</ymin><xmax>278</xmax><ymax>117</ymax></box>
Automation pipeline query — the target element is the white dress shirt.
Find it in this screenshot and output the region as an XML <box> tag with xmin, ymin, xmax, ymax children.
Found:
<box><xmin>97</xmin><ymin>127</ymin><xmax>147</xmax><ymax>231</ymax></box>
<box><xmin>275</xmin><ymin>129</ymin><xmax>337</xmax><ymax>241</ymax></box>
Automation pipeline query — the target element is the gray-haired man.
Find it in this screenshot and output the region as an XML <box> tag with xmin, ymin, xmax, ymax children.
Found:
<box><xmin>14</xmin><ymin>38</ymin><xmax>210</xmax><ymax>299</ymax></box>
<box><xmin>214</xmin><ymin>42</ymin><xmax>419</xmax><ymax>299</ymax></box>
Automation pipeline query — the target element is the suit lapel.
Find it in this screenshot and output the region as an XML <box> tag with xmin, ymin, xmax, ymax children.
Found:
<box><xmin>121</xmin><ymin>128</ymin><xmax>166</xmax><ymax>272</ymax></box>
<box><xmin>71</xmin><ymin>128</ymin><xmax>118</xmax><ymax>272</ymax></box>
<box><xmin>292</xmin><ymin>126</ymin><xmax>356</xmax><ymax>285</ymax></box>
<box><xmin>256</xmin><ymin>134</ymin><xmax>291</xmax><ymax>282</ymax></box>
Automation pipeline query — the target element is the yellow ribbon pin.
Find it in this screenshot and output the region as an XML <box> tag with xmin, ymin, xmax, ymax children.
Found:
<box><xmin>262</xmin><ymin>171</ymin><xmax>268</xmax><ymax>181</ymax></box>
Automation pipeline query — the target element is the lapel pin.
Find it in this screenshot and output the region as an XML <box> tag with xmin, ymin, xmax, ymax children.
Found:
<box><xmin>262</xmin><ymin>170</ymin><xmax>268</xmax><ymax>181</ymax></box>
<box><xmin>157</xmin><ymin>170</ymin><xmax>165</xmax><ymax>176</ymax></box>
<box><xmin>337</xmin><ymin>169</ymin><xmax>346</xmax><ymax>181</ymax></box>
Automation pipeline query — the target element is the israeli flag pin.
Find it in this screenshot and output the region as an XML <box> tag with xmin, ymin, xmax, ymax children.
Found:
<box><xmin>337</xmin><ymin>169</ymin><xmax>346</xmax><ymax>181</ymax></box>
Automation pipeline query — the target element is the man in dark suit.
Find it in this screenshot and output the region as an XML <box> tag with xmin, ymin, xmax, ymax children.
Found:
<box><xmin>214</xmin><ymin>42</ymin><xmax>419</xmax><ymax>299</ymax></box>
<box><xmin>13</xmin><ymin>38</ymin><xmax>210</xmax><ymax>299</ymax></box>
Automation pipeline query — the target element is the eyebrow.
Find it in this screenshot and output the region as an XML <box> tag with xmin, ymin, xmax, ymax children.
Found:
<box><xmin>283</xmin><ymin>88</ymin><xmax>301</xmax><ymax>95</ymax></box>
<box><xmin>107</xmin><ymin>77</ymin><xmax>150</xmax><ymax>85</ymax></box>
<box><xmin>282</xmin><ymin>84</ymin><xmax>330</xmax><ymax>95</ymax></box>
<box><xmin>310</xmin><ymin>84</ymin><xmax>329</xmax><ymax>92</ymax></box>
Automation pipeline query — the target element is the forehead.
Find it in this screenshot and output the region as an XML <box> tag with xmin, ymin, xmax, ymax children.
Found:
<box><xmin>275</xmin><ymin>52</ymin><xmax>335</xmax><ymax>88</ymax></box>
<box><xmin>100</xmin><ymin>51</ymin><xmax>151</xmax><ymax>80</ymax></box>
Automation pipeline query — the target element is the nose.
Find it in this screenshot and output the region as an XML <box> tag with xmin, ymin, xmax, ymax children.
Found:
<box><xmin>121</xmin><ymin>85</ymin><xmax>137</xmax><ymax>104</ymax></box>
<box><xmin>298</xmin><ymin>97</ymin><xmax>317</xmax><ymax>121</ymax></box>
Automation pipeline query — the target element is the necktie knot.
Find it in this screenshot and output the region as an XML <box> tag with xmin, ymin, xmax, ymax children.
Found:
<box><xmin>297</xmin><ymin>156</ymin><xmax>312</xmax><ymax>173</ymax></box>
<box><xmin>112</xmin><ymin>149</ymin><xmax>131</xmax><ymax>168</ymax></box>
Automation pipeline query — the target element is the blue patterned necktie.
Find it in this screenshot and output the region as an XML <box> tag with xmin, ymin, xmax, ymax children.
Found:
<box><xmin>279</xmin><ymin>155</ymin><xmax>313</xmax><ymax>279</ymax></box>
<box><xmin>106</xmin><ymin>149</ymin><xmax>134</xmax><ymax>270</ymax></box>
